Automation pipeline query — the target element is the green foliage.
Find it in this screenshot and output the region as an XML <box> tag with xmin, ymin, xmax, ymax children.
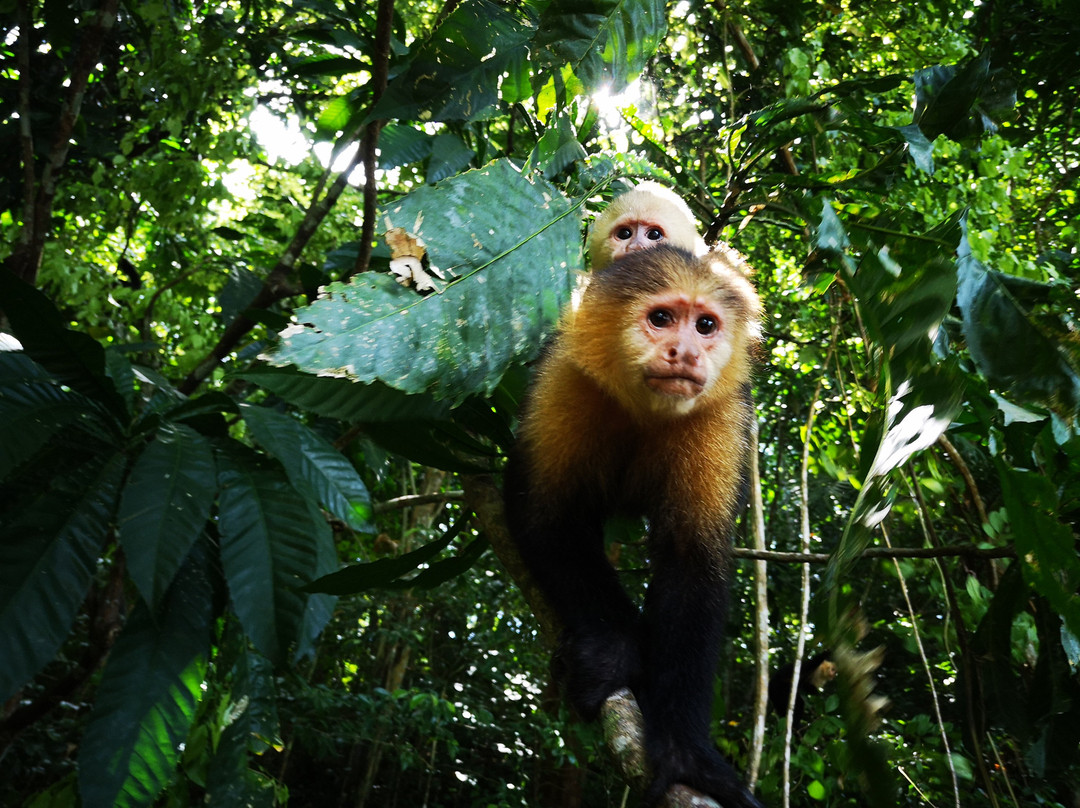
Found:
<box><xmin>2</xmin><ymin>0</ymin><xmax>1080</xmax><ymax>806</ymax></box>
<box><xmin>78</xmin><ymin>550</ymin><xmax>213</xmax><ymax>808</ymax></box>
<box><xmin>269</xmin><ymin>160</ymin><xmax>581</xmax><ymax>402</ymax></box>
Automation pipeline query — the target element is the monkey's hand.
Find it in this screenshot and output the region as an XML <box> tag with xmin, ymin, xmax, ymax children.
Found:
<box><xmin>642</xmin><ymin>737</ymin><xmax>764</xmax><ymax>808</ymax></box>
<box><xmin>555</xmin><ymin>626</ymin><xmax>642</xmax><ymax>720</ymax></box>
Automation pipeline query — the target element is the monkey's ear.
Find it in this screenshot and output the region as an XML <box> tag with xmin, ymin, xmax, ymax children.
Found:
<box><xmin>706</xmin><ymin>241</ymin><xmax>755</xmax><ymax>278</ymax></box>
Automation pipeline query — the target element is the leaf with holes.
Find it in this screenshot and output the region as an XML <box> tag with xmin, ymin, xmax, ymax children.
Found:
<box><xmin>267</xmin><ymin>159</ymin><xmax>581</xmax><ymax>404</ymax></box>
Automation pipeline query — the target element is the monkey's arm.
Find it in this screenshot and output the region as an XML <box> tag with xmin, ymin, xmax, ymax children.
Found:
<box><xmin>502</xmin><ymin>457</ymin><xmax>643</xmax><ymax>718</ymax></box>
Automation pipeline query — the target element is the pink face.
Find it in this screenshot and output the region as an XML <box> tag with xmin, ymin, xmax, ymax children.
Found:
<box><xmin>608</xmin><ymin>219</ymin><xmax>667</xmax><ymax>259</ymax></box>
<box><xmin>636</xmin><ymin>291</ymin><xmax>733</xmax><ymax>408</ymax></box>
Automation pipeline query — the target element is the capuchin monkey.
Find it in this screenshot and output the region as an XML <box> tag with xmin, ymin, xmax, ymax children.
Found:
<box><xmin>504</xmin><ymin>243</ymin><xmax>763</xmax><ymax>807</ymax></box>
<box><xmin>588</xmin><ymin>181</ymin><xmax>707</xmax><ymax>269</ymax></box>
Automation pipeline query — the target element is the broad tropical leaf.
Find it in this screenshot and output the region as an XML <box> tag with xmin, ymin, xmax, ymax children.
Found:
<box><xmin>956</xmin><ymin>218</ymin><xmax>1080</xmax><ymax>415</ymax></box>
<box><xmin>0</xmin><ymin>352</ymin><xmax>103</xmax><ymax>478</ymax></box>
<box><xmin>217</xmin><ymin>453</ymin><xmax>325</xmax><ymax>661</ymax></box>
<box><xmin>996</xmin><ymin>462</ymin><xmax>1080</xmax><ymax>638</ymax></box>
<box><xmin>304</xmin><ymin>524</ymin><xmax>460</xmax><ymax>595</ymax></box>
<box><xmin>78</xmin><ymin>546</ymin><xmax>212</xmax><ymax>808</ymax></box>
<box><xmin>534</xmin><ymin>0</ymin><xmax>668</xmax><ymax>94</ymax></box>
<box><xmin>0</xmin><ymin>454</ymin><xmax>123</xmax><ymax>701</ymax></box>
<box><xmin>373</xmin><ymin>0</ymin><xmax>536</xmax><ymax>122</ymax></box>
<box><xmin>0</xmin><ymin>270</ymin><xmax>128</xmax><ymax>418</ymax></box>
<box><xmin>268</xmin><ymin>160</ymin><xmax>580</xmax><ymax>403</ymax></box>
<box><xmin>240</xmin><ymin>403</ymin><xmax>374</xmax><ymax>532</ymax></box>
<box><xmin>240</xmin><ymin>366</ymin><xmax>454</xmax><ymax>423</ymax></box>
<box><xmin>118</xmin><ymin>424</ymin><xmax>216</xmax><ymax>607</ymax></box>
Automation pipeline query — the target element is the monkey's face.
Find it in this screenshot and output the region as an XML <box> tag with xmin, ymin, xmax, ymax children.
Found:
<box><xmin>628</xmin><ymin>290</ymin><xmax>734</xmax><ymax>416</ymax></box>
<box><xmin>605</xmin><ymin>217</ymin><xmax>668</xmax><ymax>262</ymax></box>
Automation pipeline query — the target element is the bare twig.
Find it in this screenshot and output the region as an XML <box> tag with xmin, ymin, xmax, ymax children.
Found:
<box><xmin>782</xmin><ymin>376</ymin><xmax>823</xmax><ymax>808</ymax></box>
<box><xmin>733</xmin><ymin>545</ymin><xmax>1014</xmax><ymax>563</ymax></box>
<box><xmin>352</xmin><ymin>0</ymin><xmax>395</xmax><ymax>278</ymax></box>
<box><xmin>373</xmin><ymin>491</ymin><xmax>464</xmax><ymax>514</ymax></box>
<box><xmin>746</xmin><ymin>422</ymin><xmax>770</xmax><ymax>792</ymax></box>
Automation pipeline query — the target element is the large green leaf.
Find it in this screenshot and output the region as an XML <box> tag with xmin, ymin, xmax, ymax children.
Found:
<box><xmin>377</xmin><ymin>123</ymin><xmax>436</xmax><ymax>170</ymax></box>
<box><xmin>216</xmin><ymin>453</ymin><xmax>324</xmax><ymax>661</ymax></box>
<box><xmin>826</xmin><ymin>365</ymin><xmax>966</xmax><ymax>588</ymax></box>
<box><xmin>118</xmin><ymin>424</ymin><xmax>216</xmax><ymax>607</ymax></box>
<box><xmin>815</xmin><ymin>202</ymin><xmax>966</xmax><ymax>601</ymax></box>
<box><xmin>956</xmin><ymin>218</ymin><xmax>1080</xmax><ymax>415</ymax></box>
<box><xmin>912</xmin><ymin>54</ymin><xmax>1016</xmax><ymax>143</ymax></box>
<box><xmin>0</xmin><ymin>352</ymin><xmax>102</xmax><ymax>479</ymax></box>
<box><xmin>294</xmin><ymin>505</ymin><xmax>338</xmax><ymax>663</ymax></box>
<box><xmin>240</xmin><ymin>366</ymin><xmax>454</xmax><ymax>422</ymax></box>
<box><xmin>0</xmin><ymin>269</ymin><xmax>128</xmax><ymax>419</ymax></box>
<box><xmin>268</xmin><ymin>160</ymin><xmax>580</xmax><ymax>403</ymax></box>
<box><xmin>845</xmin><ymin>212</ymin><xmax>961</xmax><ymax>372</ymax></box>
<box><xmin>534</xmin><ymin>0</ymin><xmax>667</xmax><ymax>94</ymax></box>
<box><xmin>0</xmin><ymin>453</ymin><xmax>123</xmax><ymax>701</ymax></box>
<box><xmin>240</xmin><ymin>403</ymin><xmax>374</xmax><ymax>532</ymax></box>
<box><xmin>78</xmin><ymin>545</ymin><xmax>212</xmax><ymax>808</ymax></box>
<box><xmin>304</xmin><ymin>519</ymin><xmax>462</xmax><ymax>595</ymax></box>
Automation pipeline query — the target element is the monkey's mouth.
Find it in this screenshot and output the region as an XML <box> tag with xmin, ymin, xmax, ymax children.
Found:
<box><xmin>645</xmin><ymin>374</ymin><xmax>705</xmax><ymax>398</ymax></box>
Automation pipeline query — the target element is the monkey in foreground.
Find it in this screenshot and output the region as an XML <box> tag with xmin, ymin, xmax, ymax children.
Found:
<box><xmin>588</xmin><ymin>181</ymin><xmax>707</xmax><ymax>269</ymax></box>
<box><xmin>503</xmin><ymin>244</ymin><xmax>763</xmax><ymax>807</ymax></box>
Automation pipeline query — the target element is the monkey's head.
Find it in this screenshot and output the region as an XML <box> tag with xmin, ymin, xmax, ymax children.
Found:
<box><xmin>588</xmin><ymin>182</ymin><xmax>704</xmax><ymax>269</ymax></box>
<box><xmin>566</xmin><ymin>245</ymin><xmax>760</xmax><ymax>420</ymax></box>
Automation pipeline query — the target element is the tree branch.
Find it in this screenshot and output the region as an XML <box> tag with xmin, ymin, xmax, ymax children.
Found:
<box><xmin>733</xmin><ymin>545</ymin><xmax>1015</xmax><ymax>563</ymax></box>
<box><xmin>179</xmin><ymin>0</ymin><xmax>396</xmax><ymax>395</ymax></box>
<box><xmin>373</xmin><ymin>490</ymin><xmax>464</xmax><ymax>514</ymax></box>
<box><xmin>745</xmin><ymin>424</ymin><xmax>770</xmax><ymax>793</ymax></box>
<box><xmin>352</xmin><ymin>0</ymin><xmax>395</xmax><ymax>278</ymax></box>
<box><xmin>9</xmin><ymin>0</ymin><xmax>121</xmax><ymax>284</ymax></box>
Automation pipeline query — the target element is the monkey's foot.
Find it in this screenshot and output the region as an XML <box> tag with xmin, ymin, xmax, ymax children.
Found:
<box><xmin>642</xmin><ymin>739</ymin><xmax>764</xmax><ymax>808</ymax></box>
<box><xmin>554</xmin><ymin>627</ymin><xmax>642</xmax><ymax>720</ymax></box>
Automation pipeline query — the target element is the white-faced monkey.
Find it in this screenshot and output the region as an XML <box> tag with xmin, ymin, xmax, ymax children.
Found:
<box><xmin>504</xmin><ymin>242</ymin><xmax>763</xmax><ymax>807</ymax></box>
<box><xmin>588</xmin><ymin>181</ymin><xmax>707</xmax><ymax>268</ymax></box>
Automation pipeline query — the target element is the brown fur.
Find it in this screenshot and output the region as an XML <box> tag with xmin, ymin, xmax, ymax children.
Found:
<box><xmin>519</xmin><ymin>247</ymin><xmax>760</xmax><ymax>550</ymax></box>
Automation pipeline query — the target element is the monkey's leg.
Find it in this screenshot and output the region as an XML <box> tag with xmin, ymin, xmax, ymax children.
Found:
<box><xmin>638</xmin><ymin>549</ymin><xmax>763</xmax><ymax>808</ymax></box>
<box><xmin>504</xmin><ymin>487</ymin><xmax>642</xmax><ymax>717</ymax></box>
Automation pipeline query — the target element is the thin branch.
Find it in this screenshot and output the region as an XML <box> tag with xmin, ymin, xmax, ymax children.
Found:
<box><xmin>733</xmin><ymin>545</ymin><xmax>1015</xmax><ymax>563</ymax></box>
<box><xmin>745</xmin><ymin>422</ymin><xmax>770</xmax><ymax>792</ymax></box>
<box><xmin>782</xmin><ymin>376</ymin><xmax>823</xmax><ymax>808</ymax></box>
<box><xmin>352</xmin><ymin>0</ymin><xmax>394</xmax><ymax>278</ymax></box>
<box><xmin>937</xmin><ymin>433</ymin><xmax>990</xmax><ymax>529</ymax></box>
<box><xmin>898</xmin><ymin>477</ymin><xmax>961</xmax><ymax>808</ymax></box>
<box><xmin>15</xmin><ymin>0</ymin><xmax>35</xmax><ymax>254</ymax></box>
<box><xmin>908</xmin><ymin>466</ymin><xmax>1000</xmax><ymax>807</ymax></box>
<box><xmin>373</xmin><ymin>491</ymin><xmax>464</xmax><ymax>514</ymax></box>
<box><xmin>10</xmin><ymin>0</ymin><xmax>121</xmax><ymax>283</ymax></box>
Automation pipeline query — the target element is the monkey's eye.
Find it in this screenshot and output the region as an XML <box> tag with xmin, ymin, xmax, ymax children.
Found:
<box><xmin>645</xmin><ymin>227</ymin><xmax>664</xmax><ymax>241</ymax></box>
<box><xmin>648</xmin><ymin>309</ymin><xmax>674</xmax><ymax>328</ymax></box>
<box><xmin>696</xmin><ymin>316</ymin><xmax>718</xmax><ymax>335</ymax></box>
<box><xmin>615</xmin><ymin>226</ymin><xmax>634</xmax><ymax>240</ymax></box>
